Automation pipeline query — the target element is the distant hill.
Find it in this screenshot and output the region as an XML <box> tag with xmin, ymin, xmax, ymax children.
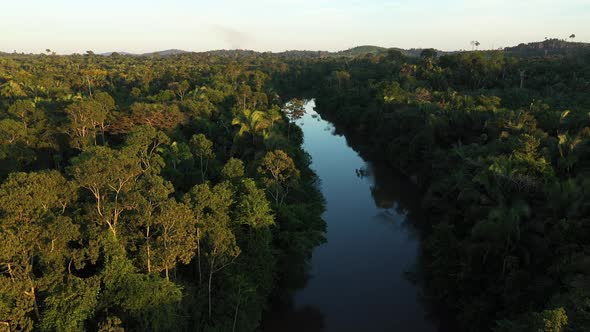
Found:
<box><xmin>96</xmin><ymin>45</ymin><xmax>452</xmax><ymax>59</ymax></box>
<box><xmin>276</xmin><ymin>50</ymin><xmax>331</xmax><ymax>59</ymax></box>
<box><xmin>141</xmin><ymin>49</ymin><xmax>189</xmax><ymax>57</ymax></box>
<box><xmin>99</xmin><ymin>49</ymin><xmax>189</xmax><ymax>57</ymax></box>
<box><xmin>89</xmin><ymin>39</ymin><xmax>590</xmax><ymax>59</ymax></box>
<box><xmin>334</xmin><ymin>45</ymin><xmax>458</xmax><ymax>58</ymax></box>
<box><xmin>99</xmin><ymin>51</ymin><xmax>137</xmax><ymax>56</ymax></box>
<box><xmin>204</xmin><ymin>49</ymin><xmax>263</xmax><ymax>57</ymax></box>
<box><xmin>505</xmin><ymin>39</ymin><xmax>590</xmax><ymax>56</ymax></box>
<box><xmin>336</xmin><ymin>45</ymin><xmax>388</xmax><ymax>56</ymax></box>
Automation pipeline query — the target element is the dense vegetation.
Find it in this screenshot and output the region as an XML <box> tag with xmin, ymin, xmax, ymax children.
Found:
<box><xmin>0</xmin><ymin>53</ymin><xmax>325</xmax><ymax>331</ymax></box>
<box><xmin>276</xmin><ymin>48</ymin><xmax>590</xmax><ymax>331</ymax></box>
<box><xmin>2</xmin><ymin>42</ymin><xmax>590</xmax><ymax>332</ymax></box>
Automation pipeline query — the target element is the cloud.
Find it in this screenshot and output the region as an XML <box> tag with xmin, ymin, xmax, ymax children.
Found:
<box><xmin>209</xmin><ymin>25</ymin><xmax>252</xmax><ymax>49</ymax></box>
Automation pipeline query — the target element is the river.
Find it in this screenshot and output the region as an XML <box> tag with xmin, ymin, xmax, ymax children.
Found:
<box><xmin>263</xmin><ymin>100</ymin><xmax>437</xmax><ymax>332</ymax></box>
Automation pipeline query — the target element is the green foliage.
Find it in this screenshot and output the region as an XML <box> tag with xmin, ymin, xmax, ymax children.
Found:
<box><xmin>235</xmin><ymin>179</ymin><xmax>274</xmax><ymax>228</ymax></box>
<box><xmin>40</xmin><ymin>277</ymin><xmax>100</xmax><ymax>332</ymax></box>
<box><xmin>221</xmin><ymin>158</ymin><xmax>245</xmax><ymax>181</ymax></box>
<box><xmin>258</xmin><ymin>150</ymin><xmax>300</xmax><ymax>206</ymax></box>
<box><xmin>152</xmin><ymin>200</ymin><xmax>197</xmax><ymax>279</ymax></box>
<box><xmin>293</xmin><ymin>47</ymin><xmax>590</xmax><ymax>331</ymax></box>
<box><xmin>189</xmin><ymin>133</ymin><xmax>215</xmax><ymax>183</ymax></box>
<box><xmin>0</xmin><ymin>50</ymin><xmax>329</xmax><ymax>332</ymax></box>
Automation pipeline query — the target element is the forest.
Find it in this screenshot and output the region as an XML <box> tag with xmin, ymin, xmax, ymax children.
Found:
<box><xmin>277</xmin><ymin>47</ymin><xmax>590</xmax><ymax>331</ymax></box>
<box><xmin>1</xmin><ymin>44</ymin><xmax>590</xmax><ymax>331</ymax></box>
<box><xmin>0</xmin><ymin>52</ymin><xmax>325</xmax><ymax>331</ymax></box>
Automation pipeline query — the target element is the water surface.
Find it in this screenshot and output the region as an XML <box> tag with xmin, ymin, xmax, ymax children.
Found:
<box><xmin>264</xmin><ymin>100</ymin><xmax>436</xmax><ymax>332</ymax></box>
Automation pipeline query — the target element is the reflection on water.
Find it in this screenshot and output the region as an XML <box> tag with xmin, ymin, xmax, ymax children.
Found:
<box><xmin>263</xmin><ymin>305</ymin><xmax>325</xmax><ymax>332</ymax></box>
<box><xmin>263</xmin><ymin>100</ymin><xmax>436</xmax><ymax>332</ymax></box>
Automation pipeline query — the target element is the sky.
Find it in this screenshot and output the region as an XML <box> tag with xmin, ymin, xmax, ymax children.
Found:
<box><xmin>1</xmin><ymin>0</ymin><xmax>589</xmax><ymax>54</ymax></box>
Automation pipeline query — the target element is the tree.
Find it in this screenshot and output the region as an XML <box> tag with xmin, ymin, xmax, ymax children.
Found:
<box><xmin>79</xmin><ymin>68</ymin><xmax>106</xmax><ymax>96</ymax></box>
<box><xmin>8</xmin><ymin>100</ymin><xmax>39</xmax><ymax>130</ymax></box>
<box><xmin>237</xmin><ymin>84</ymin><xmax>253</xmax><ymax>110</ymax></box>
<box><xmin>222</xmin><ymin>158</ymin><xmax>245</xmax><ymax>181</ymax></box>
<box><xmin>68</xmin><ymin>146</ymin><xmax>142</xmax><ymax>238</ymax></box>
<box><xmin>0</xmin><ymin>80</ymin><xmax>27</xmax><ymax>99</ymax></box>
<box><xmin>40</xmin><ymin>276</ymin><xmax>100</xmax><ymax>332</ymax></box>
<box><xmin>231</xmin><ymin>108</ymin><xmax>270</xmax><ymax>144</ymax></box>
<box><xmin>235</xmin><ymin>179</ymin><xmax>274</xmax><ymax>229</ymax></box>
<box><xmin>264</xmin><ymin>105</ymin><xmax>283</xmax><ymax>130</ymax></box>
<box><xmin>189</xmin><ymin>134</ymin><xmax>215</xmax><ymax>183</ymax></box>
<box><xmin>557</xmin><ymin>132</ymin><xmax>582</xmax><ymax>175</ymax></box>
<box><xmin>183</xmin><ymin>182</ymin><xmax>239</xmax><ymax>319</ymax></box>
<box><xmin>65</xmin><ymin>99</ymin><xmax>107</xmax><ymax>149</ymax></box>
<box><xmin>152</xmin><ymin>200</ymin><xmax>197</xmax><ymax>280</ymax></box>
<box><xmin>0</xmin><ymin>171</ymin><xmax>78</xmax><ymax>329</ymax></box>
<box><xmin>258</xmin><ymin>150</ymin><xmax>300</xmax><ymax>206</ymax></box>
<box><xmin>282</xmin><ymin>98</ymin><xmax>305</xmax><ymax>139</ymax></box>
<box><xmin>334</xmin><ymin>70</ymin><xmax>351</xmax><ymax>89</ymax></box>
<box><xmin>169</xmin><ymin>80</ymin><xmax>190</xmax><ymax>101</ymax></box>
<box><xmin>124</xmin><ymin>125</ymin><xmax>170</xmax><ymax>174</ymax></box>
<box><xmin>0</xmin><ymin>119</ymin><xmax>34</xmax><ymax>174</ymax></box>
<box><xmin>133</xmin><ymin>174</ymin><xmax>174</xmax><ymax>273</ymax></box>
<box><xmin>533</xmin><ymin>308</ymin><xmax>568</xmax><ymax>332</ymax></box>
<box><xmin>495</xmin><ymin>307</ymin><xmax>568</xmax><ymax>332</ymax></box>
<box><xmin>0</xmin><ymin>118</ymin><xmax>26</xmax><ymax>144</ymax></box>
<box><xmin>91</xmin><ymin>92</ymin><xmax>116</xmax><ymax>144</ymax></box>
<box><xmin>420</xmin><ymin>48</ymin><xmax>438</xmax><ymax>59</ymax></box>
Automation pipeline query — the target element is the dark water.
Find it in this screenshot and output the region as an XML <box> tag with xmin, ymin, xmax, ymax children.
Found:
<box><xmin>264</xmin><ymin>100</ymin><xmax>436</xmax><ymax>332</ymax></box>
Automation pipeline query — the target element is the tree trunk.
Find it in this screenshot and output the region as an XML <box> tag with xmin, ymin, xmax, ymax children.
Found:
<box><xmin>197</xmin><ymin>228</ymin><xmax>202</xmax><ymax>284</ymax></box>
<box><xmin>87</xmin><ymin>77</ymin><xmax>93</xmax><ymax>97</ymax></box>
<box><xmin>31</xmin><ymin>286</ymin><xmax>40</xmax><ymax>321</ymax></box>
<box><xmin>232</xmin><ymin>286</ymin><xmax>241</xmax><ymax>332</ymax></box>
<box><xmin>199</xmin><ymin>156</ymin><xmax>205</xmax><ymax>183</ymax></box>
<box><xmin>107</xmin><ymin>220</ymin><xmax>117</xmax><ymax>238</ymax></box>
<box><xmin>208</xmin><ymin>268</ymin><xmax>214</xmax><ymax>319</ymax></box>
<box><xmin>146</xmin><ymin>225</ymin><xmax>152</xmax><ymax>273</ymax></box>
<box><xmin>164</xmin><ymin>238</ymin><xmax>169</xmax><ymax>280</ymax></box>
<box><xmin>101</xmin><ymin>126</ymin><xmax>106</xmax><ymax>146</ymax></box>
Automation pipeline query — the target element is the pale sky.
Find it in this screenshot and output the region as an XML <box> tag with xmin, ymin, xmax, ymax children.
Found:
<box><xmin>1</xmin><ymin>0</ymin><xmax>589</xmax><ymax>54</ymax></box>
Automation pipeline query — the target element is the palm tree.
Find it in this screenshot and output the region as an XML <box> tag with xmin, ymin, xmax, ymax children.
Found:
<box><xmin>231</xmin><ymin>109</ymin><xmax>270</xmax><ymax>144</ymax></box>
<box><xmin>557</xmin><ymin>132</ymin><xmax>582</xmax><ymax>174</ymax></box>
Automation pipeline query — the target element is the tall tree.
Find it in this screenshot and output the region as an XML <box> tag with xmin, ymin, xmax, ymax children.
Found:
<box><xmin>189</xmin><ymin>134</ymin><xmax>215</xmax><ymax>183</ymax></box>
<box><xmin>183</xmin><ymin>182</ymin><xmax>239</xmax><ymax>319</ymax></box>
<box><xmin>91</xmin><ymin>92</ymin><xmax>116</xmax><ymax>145</ymax></box>
<box><xmin>152</xmin><ymin>200</ymin><xmax>197</xmax><ymax>280</ymax></box>
<box><xmin>68</xmin><ymin>146</ymin><xmax>142</xmax><ymax>238</ymax></box>
<box><xmin>66</xmin><ymin>99</ymin><xmax>107</xmax><ymax>149</ymax></box>
<box><xmin>282</xmin><ymin>98</ymin><xmax>305</xmax><ymax>139</ymax></box>
<box><xmin>258</xmin><ymin>150</ymin><xmax>300</xmax><ymax>206</ymax></box>
<box><xmin>0</xmin><ymin>171</ymin><xmax>78</xmax><ymax>330</ymax></box>
<box><xmin>231</xmin><ymin>108</ymin><xmax>270</xmax><ymax>144</ymax></box>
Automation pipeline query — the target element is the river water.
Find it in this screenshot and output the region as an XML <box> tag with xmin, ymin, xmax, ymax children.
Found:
<box><xmin>264</xmin><ymin>100</ymin><xmax>437</xmax><ymax>332</ymax></box>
